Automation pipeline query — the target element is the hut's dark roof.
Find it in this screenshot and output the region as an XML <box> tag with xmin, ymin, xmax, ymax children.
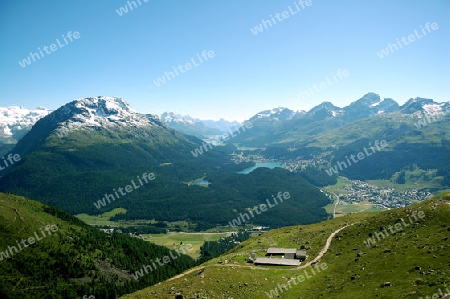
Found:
<box><xmin>254</xmin><ymin>258</ymin><xmax>300</xmax><ymax>266</ymax></box>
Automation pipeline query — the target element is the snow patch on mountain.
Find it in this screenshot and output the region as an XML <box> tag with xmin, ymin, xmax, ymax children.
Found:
<box><xmin>160</xmin><ymin>112</ymin><xmax>196</xmax><ymax>125</ymax></box>
<box><xmin>423</xmin><ymin>103</ymin><xmax>445</xmax><ymax>115</ymax></box>
<box><xmin>370</xmin><ymin>101</ymin><xmax>382</xmax><ymax>107</ymax></box>
<box><xmin>0</xmin><ymin>106</ymin><xmax>51</xmax><ymax>137</ymax></box>
<box><xmin>399</xmin><ymin>97</ymin><xmax>448</xmax><ymax>115</ymax></box>
<box><xmin>159</xmin><ymin>112</ymin><xmax>240</xmax><ymax>136</ymax></box>
<box><xmin>255</xmin><ymin>107</ymin><xmax>298</xmax><ymax>121</ymax></box>
<box><xmin>306</xmin><ymin>102</ymin><xmax>344</xmax><ymax>119</ymax></box>
<box><xmin>56</xmin><ymin>96</ymin><xmax>159</xmax><ymax>132</ymax></box>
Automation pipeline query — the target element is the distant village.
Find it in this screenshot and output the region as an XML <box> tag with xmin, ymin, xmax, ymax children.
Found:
<box><xmin>232</xmin><ymin>151</ymin><xmax>433</xmax><ymax>210</ymax></box>
<box><xmin>335</xmin><ymin>180</ymin><xmax>432</xmax><ymax>209</ymax></box>
<box><xmin>99</xmin><ymin>228</ymin><xmax>144</xmax><ymax>239</ymax></box>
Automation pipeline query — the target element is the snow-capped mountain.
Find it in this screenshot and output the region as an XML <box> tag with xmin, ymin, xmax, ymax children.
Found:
<box><xmin>341</xmin><ymin>93</ymin><xmax>399</xmax><ymax>121</ymax></box>
<box><xmin>0</xmin><ymin>106</ymin><xmax>51</xmax><ymax>142</ymax></box>
<box><xmin>231</xmin><ymin>92</ymin><xmax>449</xmax><ymax>148</ymax></box>
<box><xmin>254</xmin><ymin>107</ymin><xmax>302</xmax><ymax>121</ymax></box>
<box><xmin>160</xmin><ymin>112</ymin><xmax>241</xmax><ymax>131</ymax></box>
<box><xmin>49</xmin><ymin>96</ymin><xmax>162</xmax><ymax>137</ymax></box>
<box><xmin>0</xmin><ymin>96</ymin><xmax>164</xmax><ymax>145</ymax></box>
<box><xmin>399</xmin><ymin>97</ymin><xmax>450</xmax><ymax>115</ymax></box>
<box><xmin>160</xmin><ymin>112</ymin><xmax>197</xmax><ymax>125</ymax></box>
<box><xmin>306</xmin><ymin>102</ymin><xmax>344</xmax><ymax>119</ymax></box>
<box><xmin>304</xmin><ymin>93</ymin><xmax>398</xmax><ymax>122</ymax></box>
<box><xmin>10</xmin><ymin>97</ymin><xmax>204</xmax><ymax>160</ymax></box>
<box><xmin>160</xmin><ymin>112</ymin><xmax>238</xmax><ymax>137</ymax></box>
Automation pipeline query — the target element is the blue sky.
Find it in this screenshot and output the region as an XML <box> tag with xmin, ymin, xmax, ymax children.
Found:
<box><xmin>0</xmin><ymin>0</ymin><xmax>449</xmax><ymax>121</ymax></box>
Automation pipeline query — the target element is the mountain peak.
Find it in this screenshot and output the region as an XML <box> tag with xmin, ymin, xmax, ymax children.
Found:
<box><xmin>74</xmin><ymin>96</ymin><xmax>136</xmax><ymax>114</ymax></box>
<box><xmin>399</xmin><ymin>97</ymin><xmax>445</xmax><ymax>114</ymax></box>
<box><xmin>307</xmin><ymin>102</ymin><xmax>343</xmax><ymax>119</ymax></box>
<box><xmin>349</xmin><ymin>93</ymin><xmax>382</xmax><ymax>108</ymax></box>
<box><xmin>160</xmin><ymin>112</ymin><xmax>196</xmax><ymax>124</ymax></box>
<box><xmin>342</xmin><ymin>93</ymin><xmax>399</xmax><ymax>120</ymax></box>
<box><xmin>51</xmin><ymin>96</ymin><xmax>159</xmax><ymax>131</ymax></box>
<box><xmin>254</xmin><ymin>107</ymin><xmax>297</xmax><ymax>121</ymax></box>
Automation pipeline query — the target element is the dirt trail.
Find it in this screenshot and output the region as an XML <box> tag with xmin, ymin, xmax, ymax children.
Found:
<box><xmin>166</xmin><ymin>266</ymin><xmax>206</xmax><ymax>282</ymax></box>
<box><xmin>294</xmin><ymin>222</ymin><xmax>356</xmax><ymax>270</ymax></box>
<box><xmin>1</xmin><ymin>202</ymin><xmax>27</xmax><ymax>237</ymax></box>
<box><xmin>164</xmin><ymin>222</ymin><xmax>357</xmax><ymax>281</ymax></box>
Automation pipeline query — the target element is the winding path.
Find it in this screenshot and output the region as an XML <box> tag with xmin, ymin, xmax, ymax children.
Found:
<box><xmin>165</xmin><ymin>222</ymin><xmax>357</xmax><ymax>281</ymax></box>
<box><xmin>295</xmin><ymin>222</ymin><xmax>356</xmax><ymax>269</ymax></box>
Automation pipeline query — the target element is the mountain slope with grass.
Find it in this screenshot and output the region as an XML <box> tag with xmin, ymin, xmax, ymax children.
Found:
<box><xmin>310</xmin><ymin>109</ymin><xmax>450</xmax><ymax>186</ymax></box>
<box><xmin>121</xmin><ymin>192</ymin><xmax>450</xmax><ymax>299</ymax></box>
<box><xmin>0</xmin><ymin>193</ymin><xmax>196</xmax><ymax>299</ymax></box>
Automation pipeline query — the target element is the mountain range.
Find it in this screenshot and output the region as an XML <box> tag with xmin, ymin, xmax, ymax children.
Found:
<box><xmin>1</xmin><ymin>92</ymin><xmax>447</xmax><ymax>147</ymax></box>
<box><xmin>159</xmin><ymin>112</ymin><xmax>240</xmax><ymax>137</ymax></box>
<box><xmin>226</xmin><ymin>93</ymin><xmax>450</xmax><ymax>188</ymax></box>
<box><xmin>0</xmin><ymin>105</ymin><xmax>241</xmax><ymax>156</ymax></box>
<box><xmin>231</xmin><ymin>92</ymin><xmax>449</xmax><ymax>147</ymax></box>
<box><xmin>0</xmin><ymin>96</ymin><xmax>330</xmax><ymax>230</ymax></box>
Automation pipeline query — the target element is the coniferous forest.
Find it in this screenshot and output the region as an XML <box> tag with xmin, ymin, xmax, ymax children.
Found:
<box><xmin>0</xmin><ymin>194</ymin><xmax>197</xmax><ymax>299</ymax></box>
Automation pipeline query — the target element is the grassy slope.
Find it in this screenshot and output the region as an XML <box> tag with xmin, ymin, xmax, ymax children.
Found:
<box><xmin>121</xmin><ymin>193</ymin><xmax>450</xmax><ymax>299</ymax></box>
<box><xmin>76</xmin><ymin>208</ymin><xmax>129</xmax><ymax>226</ymax></box>
<box><xmin>0</xmin><ymin>193</ymin><xmax>68</xmax><ymax>253</ymax></box>
<box><xmin>144</xmin><ymin>232</ymin><xmax>228</xmax><ymax>259</ymax></box>
<box><xmin>0</xmin><ymin>193</ymin><xmax>90</xmax><ymax>298</ymax></box>
<box><xmin>302</xmin><ymin>112</ymin><xmax>450</xmax><ymax>149</ymax></box>
<box><xmin>0</xmin><ymin>193</ymin><xmax>196</xmax><ymax>299</ymax></box>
